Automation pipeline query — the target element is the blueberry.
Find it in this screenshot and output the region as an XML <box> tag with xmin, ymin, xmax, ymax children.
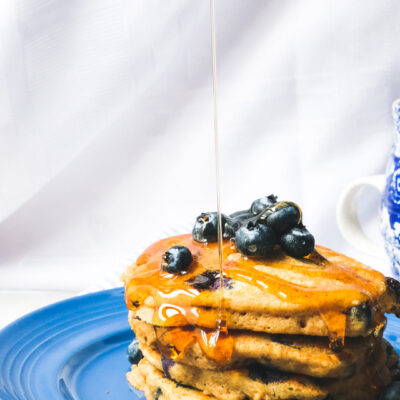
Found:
<box><xmin>161</xmin><ymin>355</ymin><xmax>175</xmax><ymax>379</ymax></box>
<box><xmin>155</xmin><ymin>388</ymin><xmax>163</xmax><ymax>400</ymax></box>
<box><xmin>347</xmin><ymin>302</ymin><xmax>372</xmax><ymax>329</ymax></box>
<box><xmin>186</xmin><ymin>271</ymin><xmax>218</xmax><ymax>290</ymax></box>
<box><xmin>192</xmin><ymin>212</ymin><xmax>227</xmax><ymax>243</ymax></box>
<box><xmin>264</xmin><ymin>202</ymin><xmax>301</xmax><ymax>234</ymax></box>
<box><xmin>235</xmin><ymin>224</ymin><xmax>276</xmax><ymax>256</ymax></box>
<box><xmin>279</xmin><ymin>226</ymin><xmax>314</xmax><ymax>258</ymax></box>
<box><xmin>127</xmin><ymin>338</ymin><xmax>143</xmax><ymax>364</ymax></box>
<box><xmin>251</xmin><ymin>195</ymin><xmax>278</xmax><ymax>215</ymax></box>
<box><xmin>380</xmin><ymin>382</ymin><xmax>400</xmax><ymax>399</ymax></box>
<box><xmin>161</xmin><ymin>246</ymin><xmax>193</xmax><ymax>274</ymax></box>
<box><xmin>329</xmin><ymin>337</ymin><xmax>344</xmax><ymax>353</ymax></box>
<box><xmin>386</xmin><ymin>277</ymin><xmax>400</xmax><ymax>302</ymax></box>
<box><xmin>392</xmin><ymin>368</ymin><xmax>400</xmax><ymax>382</ymax></box>
<box><xmin>224</xmin><ymin>211</ymin><xmax>254</xmax><ymax>238</ymax></box>
<box><xmin>186</xmin><ymin>271</ymin><xmax>233</xmax><ymax>290</ymax></box>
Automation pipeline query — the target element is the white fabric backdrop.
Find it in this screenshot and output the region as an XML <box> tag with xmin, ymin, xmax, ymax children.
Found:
<box><xmin>0</xmin><ymin>0</ymin><xmax>399</xmax><ymax>293</ymax></box>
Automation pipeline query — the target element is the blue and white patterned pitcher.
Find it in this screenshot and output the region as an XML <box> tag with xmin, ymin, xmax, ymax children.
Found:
<box><xmin>337</xmin><ymin>99</ymin><xmax>400</xmax><ymax>278</ymax></box>
<box><xmin>381</xmin><ymin>99</ymin><xmax>400</xmax><ymax>277</ymax></box>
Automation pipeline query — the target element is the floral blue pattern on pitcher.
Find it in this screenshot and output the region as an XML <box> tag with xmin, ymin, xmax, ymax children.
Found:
<box><xmin>381</xmin><ymin>99</ymin><xmax>400</xmax><ymax>278</ymax></box>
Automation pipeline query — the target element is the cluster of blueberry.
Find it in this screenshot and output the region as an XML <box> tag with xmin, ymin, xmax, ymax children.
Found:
<box><xmin>159</xmin><ymin>195</ymin><xmax>314</xmax><ymax>275</ymax></box>
<box><xmin>193</xmin><ymin>195</ymin><xmax>315</xmax><ymax>259</ymax></box>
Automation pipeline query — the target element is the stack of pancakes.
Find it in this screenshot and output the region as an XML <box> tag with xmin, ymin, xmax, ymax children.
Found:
<box><xmin>122</xmin><ymin>234</ymin><xmax>400</xmax><ymax>400</ymax></box>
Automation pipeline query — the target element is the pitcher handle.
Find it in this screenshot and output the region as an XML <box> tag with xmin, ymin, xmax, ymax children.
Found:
<box><xmin>336</xmin><ymin>175</ymin><xmax>387</xmax><ymax>258</ymax></box>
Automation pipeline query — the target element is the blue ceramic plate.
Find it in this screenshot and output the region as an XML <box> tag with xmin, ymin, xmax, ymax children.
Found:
<box><xmin>0</xmin><ymin>288</ymin><xmax>399</xmax><ymax>400</ymax></box>
<box><xmin>0</xmin><ymin>288</ymin><xmax>141</xmax><ymax>400</ymax></box>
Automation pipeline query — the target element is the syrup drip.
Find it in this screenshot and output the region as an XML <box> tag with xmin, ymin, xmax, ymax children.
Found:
<box><xmin>154</xmin><ymin>325</ymin><xmax>233</xmax><ymax>364</ymax></box>
<box><xmin>125</xmin><ymin>234</ymin><xmax>387</xmax><ymax>363</ymax></box>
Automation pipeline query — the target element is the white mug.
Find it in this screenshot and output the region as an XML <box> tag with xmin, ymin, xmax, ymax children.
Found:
<box><xmin>336</xmin><ymin>175</ymin><xmax>386</xmax><ymax>259</ymax></box>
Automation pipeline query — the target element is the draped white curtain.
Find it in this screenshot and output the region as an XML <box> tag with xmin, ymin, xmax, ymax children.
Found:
<box><xmin>0</xmin><ymin>0</ymin><xmax>399</xmax><ymax>292</ymax></box>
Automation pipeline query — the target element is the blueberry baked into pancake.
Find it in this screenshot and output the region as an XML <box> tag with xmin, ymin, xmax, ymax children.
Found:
<box><xmin>122</xmin><ymin>195</ymin><xmax>400</xmax><ymax>399</ymax></box>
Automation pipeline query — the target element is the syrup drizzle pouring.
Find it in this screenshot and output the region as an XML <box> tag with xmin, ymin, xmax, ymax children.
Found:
<box><xmin>127</xmin><ymin>3</ymin><xmax>233</xmax><ymax>364</ymax></box>
<box><xmin>210</xmin><ymin>0</ymin><xmax>228</xmax><ymax>343</ymax></box>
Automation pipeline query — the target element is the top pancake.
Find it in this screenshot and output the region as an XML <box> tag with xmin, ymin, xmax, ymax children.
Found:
<box><xmin>123</xmin><ymin>234</ymin><xmax>400</xmax><ymax>337</ymax></box>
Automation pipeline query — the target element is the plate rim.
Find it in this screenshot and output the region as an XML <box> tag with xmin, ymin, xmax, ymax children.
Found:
<box><xmin>0</xmin><ymin>287</ymin><xmax>130</xmax><ymax>400</ymax></box>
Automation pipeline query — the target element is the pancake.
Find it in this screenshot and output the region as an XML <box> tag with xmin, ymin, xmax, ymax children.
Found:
<box><xmin>129</xmin><ymin>341</ymin><xmax>391</xmax><ymax>400</ymax></box>
<box><xmin>123</xmin><ymin>235</ymin><xmax>399</xmax><ymax>339</ymax></box>
<box><xmin>127</xmin><ymin>358</ymin><xmax>212</xmax><ymax>400</ymax></box>
<box><xmin>128</xmin><ymin>357</ymin><xmax>327</xmax><ymax>400</ymax></box>
<box><xmin>130</xmin><ymin>317</ymin><xmax>372</xmax><ymax>378</ymax></box>
<box><xmin>140</xmin><ymin>341</ymin><xmax>391</xmax><ymax>400</ymax></box>
<box><xmin>131</xmin><ymin>303</ymin><xmax>377</xmax><ymax>339</ymax></box>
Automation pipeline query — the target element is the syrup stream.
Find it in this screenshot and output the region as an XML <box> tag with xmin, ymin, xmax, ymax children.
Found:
<box><xmin>210</xmin><ymin>0</ymin><xmax>226</xmax><ymax>334</ymax></box>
